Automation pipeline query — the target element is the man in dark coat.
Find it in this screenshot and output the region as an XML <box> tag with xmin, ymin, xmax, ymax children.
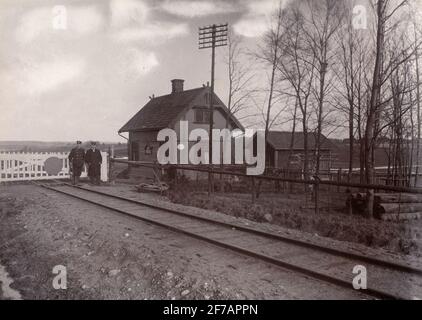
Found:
<box><xmin>85</xmin><ymin>141</ymin><xmax>102</xmax><ymax>185</ymax></box>
<box><xmin>68</xmin><ymin>141</ymin><xmax>85</xmax><ymax>185</ymax></box>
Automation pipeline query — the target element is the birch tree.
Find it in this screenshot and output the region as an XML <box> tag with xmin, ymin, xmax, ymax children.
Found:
<box><xmin>364</xmin><ymin>0</ymin><xmax>417</xmax><ymax>217</ymax></box>
<box><xmin>276</xmin><ymin>7</ymin><xmax>316</xmax><ymax>180</ymax></box>
<box><xmin>302</xmin><ymin>0</ymin><xmax>345</xmax><ymax>175</ymax></box>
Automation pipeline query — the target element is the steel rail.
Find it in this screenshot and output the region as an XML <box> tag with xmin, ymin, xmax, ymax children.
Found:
<box><xmin>61</xmin><ymin>182</ymin><xmax>422</xmax><ymax>277</ymax></box>
<box><xmin>36</xmin><ymin>182</ymin><xmax>414</xmax><ymax>299</ymax></box>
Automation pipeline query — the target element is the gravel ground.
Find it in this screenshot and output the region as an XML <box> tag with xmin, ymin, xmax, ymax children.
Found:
<box><xmin>0</xmin><ymin>183</ymin><xmax>373</xmax><ymax>300</ymax></box>
<box><xmin>89</xmin><ymin>183</ymin><xmax>422</xmax><ymax>269</ymax></box>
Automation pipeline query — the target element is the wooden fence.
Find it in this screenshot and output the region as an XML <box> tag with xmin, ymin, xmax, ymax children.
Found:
<box><xmin>0</xmin><ymin>151</ymin><xmax>108</xmax><ymax>182</ymax></box>
<box><xmin>110</xmin><ymin>158</ymin><xmax>422</xmax><ymax>217</ymax></box>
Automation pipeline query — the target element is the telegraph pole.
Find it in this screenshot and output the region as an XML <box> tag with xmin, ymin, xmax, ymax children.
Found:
<box><xmin>199</xmin><ymin>23</ymin><xmax>228</xmax><ymax>196</ymax></box>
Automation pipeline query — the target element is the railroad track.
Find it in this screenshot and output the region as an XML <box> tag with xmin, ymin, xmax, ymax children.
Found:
<box><xmin>36</xmin><ymin>182</ymin><xmax>422</xmax><ymax>300</ymax></box>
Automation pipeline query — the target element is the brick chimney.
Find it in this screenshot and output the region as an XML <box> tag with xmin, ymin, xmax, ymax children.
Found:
<box><xmin>171</xmin><ymin>79</ymin><xmax>184</xmax><ymax>93</ymax></box>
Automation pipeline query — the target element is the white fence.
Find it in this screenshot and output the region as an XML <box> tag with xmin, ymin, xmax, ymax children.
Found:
<box><xmin>0</xmin><ymin>151</ymin><xmax>108</xmax><ymax>182</ymax></box>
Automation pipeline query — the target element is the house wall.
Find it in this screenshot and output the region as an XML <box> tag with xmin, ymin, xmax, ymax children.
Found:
<box><xmin>173</xmin><ymin>107</ymin><xmax>237</xmax><ymax>180</ymax></box>
<box><xmin>129</xmin><ymin>130</ymin><xmax>160</xmax><ymax>162</ymax></box>
<box><xmin>266</xmin><ymin>145</ymin><xmax>275</xmax><ymax>168</ymax></box>
<box><xmin>274</xmin><ymin>150</ymin><xmax>332</xmax><ymax>171</ymax></box>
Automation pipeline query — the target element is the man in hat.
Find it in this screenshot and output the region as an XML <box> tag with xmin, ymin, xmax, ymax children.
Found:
<box><xmin>85</xmin><ymin>141</ymin><xmax>102</xmax><ymax>185</ymax></box>
<box><xmin>68</xmin><ymin>141</ymin><xmax>85</xmax><ymax>185</ymax></box>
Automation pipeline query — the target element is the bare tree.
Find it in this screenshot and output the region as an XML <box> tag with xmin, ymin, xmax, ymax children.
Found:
<box><xmin>224</xmin><ymin>31</ymin><xmax>256</xmax><ymax>129</ymax></box>
<box><xmin>276</xmin><ymin>6</ymin><xmax>316</xmax><ymax>180</ymax></box>
<box><xmin>337</xmin><ymin>23</ymin><xmax>359</xmax><ymax>180</ymax></box>
<box><xmin>302</xmin><ymin>0</ymin><xmax>345</xmax><ymax>176</ymax></box>
<box><xmin>255</xmin><ymin>4</ymin><xmax>284</xmax><ymax>145</ymax></box>
<box><xmin>364</xmin><ymin>0</ymin><xmax>418</xmax><ymax>217</ymax></box>
<box><xmin>413</xmin><ymin>20</ymin><xmax>421</xmax><ymax>186</ymax></box>
<box><xmin>333</xmin><ymin>4</ymin><xmax>373</xmax><ymax>182</ymax></box>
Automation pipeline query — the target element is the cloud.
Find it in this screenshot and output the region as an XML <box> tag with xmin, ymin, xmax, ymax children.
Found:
<box><xmin>233</xmin><ymin>0</ymin><xmax>285</xmax><ymax>38</ymax></box>
<box><xmin>132</xmin><ymin>50</ymin><xmax>159</xmax><ymax>76</ymax></box>
<box><xmin>3</xmin><ymin>57</ymin><xmax>85</xmax><ymax>95</ymax></box>
<box><xmin>116</xmin><ymin>49</ymin><xmax>159</xmax><ymax>78</ymax></box>
<box><xmin>246</xmin><ymin>0</ymin><xmax>279</xmax><ymax>16</ymax></box>
<box><xmin>160</xmin><ymin>0</ymin><xmax>237</xmax><ymax>18</ymax></box>
<box><xmin>113</xmin><ymin>22</ymin><xmax>189</xmax><ymax>43</ymax></box>
<box><xmin>108</xmin><ymin>0</ymin><xmax>189</xmax><ymax>44</ymax></box>
<box><xmin>15</xmin><ymin>5</ymin><xmax>104</xmax><ymax>43</ymax></box>
<box><xmin>109</xmin><ymin>0</ymin><xmax>150</xmax><ymax>28</ymax></box>
<box><xmin>233</xmin><ymin>17</ymin><xmax>269</xmax><ymax>38</ymax></box>
<box><xmin>70</xmin><ymin>7</ymin><xmax>104</xmax><ymax>35</ymax></box>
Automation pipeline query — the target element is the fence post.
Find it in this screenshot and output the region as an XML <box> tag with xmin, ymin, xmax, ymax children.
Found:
<box><xmin>337</xmin><ymin>168</ymin><xmax>341</xmax><ymax>192</ymax></box>
<box><xmin>208</xmin><ymin>166</ymin><xmax>214</xmax><ymax>198</ymax></box>
<box><xmin>314</xmin><ymin>177</ymin><xmax>319</xmax><ymax>214</ymax></box>
<box><xmin>398</xmin><ymin>192</ymin><xmax>402</xmax><ymax>216</ymax></box>
<box><xmin>107</xmin><ymin>147</ymin><xmax>113</xmax><ymax>184</ymax></box>
<box><xmin>219</xmin><ymin>170</ymin><xmax>224</xmax><ymax>193</ymax></box>
<box><xmin>108</xmin><ymin>156</ymin><xmax>114</xmax><ymax>184</ymax></box>
<box><xmin>289</xmin><ymin>169</ymin><xmax>293</xmax><ymax>193</ymax></box>
<box><xmin>251</xmin><ymin>176</ymin><xmax>256</xmax><ymax>203</ymax></box>
<box><xmin>347</xmin><ymin>189</ymin><xmax>353</xmax><ymax>215</ymax></box>
<box><xmin>367</xmin><ymin>189</ymin><xmax>374</xmax><ymax>218</ymax></box>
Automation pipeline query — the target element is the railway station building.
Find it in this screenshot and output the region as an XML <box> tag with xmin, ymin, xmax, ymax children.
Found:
<box><xmin>118</xmin><ymin>79</ymin><xmax>244</xmax><ymax>166</ymax></box>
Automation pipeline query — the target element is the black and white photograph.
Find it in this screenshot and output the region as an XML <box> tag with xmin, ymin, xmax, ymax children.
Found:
<box><xmin>1</xmin><ymin>0</ymin><xmax>422</xmax><ymax>306</ymax></box>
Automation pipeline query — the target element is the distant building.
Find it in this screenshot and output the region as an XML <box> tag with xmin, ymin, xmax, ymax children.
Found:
<box><xmin>265</xmin><ymin>131</ymin><xmax>335</xmax><ymax>171</ymax></box>
<box><xmin>118</xmin><ymin>79</ymin><xmax>244</xmax><ymax>163</ymax></box>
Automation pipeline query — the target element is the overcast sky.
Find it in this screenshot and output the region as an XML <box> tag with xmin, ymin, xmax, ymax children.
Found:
<box><xmin>0</xmin><ymin>0</ymin><xmax>285</xmax><ymax>142</ymax></box>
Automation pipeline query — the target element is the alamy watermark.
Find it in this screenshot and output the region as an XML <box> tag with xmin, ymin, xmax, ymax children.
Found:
<box><xmin>52</xmin><ymin>265</ymin><xmax>67</xmax><ymax>290</ymax></box>
<box><xmin>52</xmin><ymin>5</ymin><xmax>67</xmax><ymax>30</ymax></box>
<box><xmin>352</xmin><ymin>265</ymin><xmax>367</xmax><ymax>290</ymax></box>
<box><xmin>352</xmin><ymin>5</ymin><xmax>367</xmax><ymax>30</ymax></box>
<box><xmin>156</xmin><ymin>121</ymin><xmax>265</xmax><ymax>175</ymax></box>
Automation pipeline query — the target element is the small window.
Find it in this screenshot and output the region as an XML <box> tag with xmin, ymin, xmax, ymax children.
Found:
<box><xmin>194</xmin><ymin>109</ymin><xmax>210</xmax><ymax>124</ymax></box>
<box><xmin>144</xmin><ymin>144</ymin><xmax>153</xmax><ymax>155</ymax></box>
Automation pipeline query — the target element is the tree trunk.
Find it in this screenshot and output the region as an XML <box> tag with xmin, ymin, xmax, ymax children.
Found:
<box><xmin>415</xmin><ymin>24</ymin><xmax>421</xmax><ymax>187</ymax></box>
<box><xmin>265</xmin><ymin>51</ymin><xmax>278</xmax><ymax>145</ymax></box>
<box><xmin>364</xmin><ymin>0</ymin><xmax>385</xmax><ymax>218</ymax></box>
<box><xmin>303</xmin><ymin>116</ymin><xmax>309</xmax><ymax>181</ymax></box>
<box><xmin>315</xmin><ymin>62</ymin><xmax>326</xmax><ymax>177</ymax></box>
<box><xmin>287</xmin><ymin>97</ymin><xmax>298</xmax><ymax>172</ymax></box>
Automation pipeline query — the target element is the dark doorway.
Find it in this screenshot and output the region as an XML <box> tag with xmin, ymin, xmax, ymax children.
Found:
<box><xmin>131</xmin><ymin>142</ymin><xmax>139</xmax><ymax>161</ymax></box>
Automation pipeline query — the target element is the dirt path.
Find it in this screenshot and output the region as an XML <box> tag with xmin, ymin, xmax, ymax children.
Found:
<box><xmin>0</xmin><ymin>184</ymin><xmax>372</xmax><ymax>299</ymax></box>
<box><xmin>0</xmin><ymin>263</ymin><xmax>22</xmax><ymax>299</ymax></box>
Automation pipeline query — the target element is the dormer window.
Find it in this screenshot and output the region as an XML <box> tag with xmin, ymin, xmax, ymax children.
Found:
<box><xmin>204</xmin><ymin>92</ymin><xmax>211</xmax><ymax>105</ymax></box>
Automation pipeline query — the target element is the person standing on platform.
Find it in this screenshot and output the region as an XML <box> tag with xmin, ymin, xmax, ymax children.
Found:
<box><xmin>68</xmin><ymin>140</ymin><xmax>85</xmax><ymax>185</ymax></box>
<box><xmin>85</xmin><ymin>141</ymin><xmax>102</xmax><ymax>185</ymax></box>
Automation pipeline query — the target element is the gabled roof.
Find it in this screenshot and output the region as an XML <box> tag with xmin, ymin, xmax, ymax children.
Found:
<box><xmin>119</xmin><ymin>86</ymin><xmax>243</xmax><ymax>133</ymax></box>
<box><xmin>119</xmin><ymin>87</ymin><xmax>204</xmax><ymax>133</ymax></box>
<box><xmin>267</xmin><ymin>131</ymin><xmax>335</xmax><ymax>150</ymax></box>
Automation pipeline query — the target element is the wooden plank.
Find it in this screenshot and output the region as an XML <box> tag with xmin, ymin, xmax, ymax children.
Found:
<box><xmin>380</xmin><ymin>203</ymin><xmax>422</xmax><ymax>213</ymax></box>
<box><xmin>353</xmin><ymin>192</ymin><xmax>422</xmax><ymax>203</ymax></box>
<box><xmin>375</xmin><ymin>193</ymin><xmax>422</xmax><ymax>203</ymax></box>
<box><xmin>381</xmin><ymin>212</ymin><xmax>422</xmax><ymax>221</ymax></box>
